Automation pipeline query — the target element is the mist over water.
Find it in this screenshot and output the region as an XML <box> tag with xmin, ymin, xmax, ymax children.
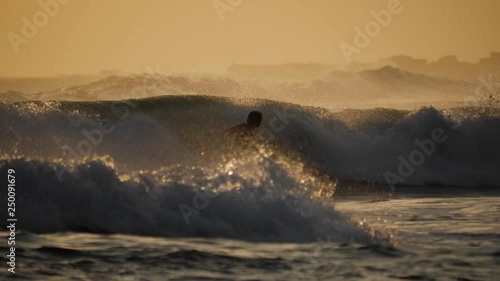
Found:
<box><xmin>1</xmin><ymin>66</ymin><xmax>493</xmax><ymax>111</ymax></box>
<box><xmin>2</xmin><ymin>0</ymin><xmax>500</xmax><ymax>279</ymax></box>
<box><xmin>0</xmin><ymin>61</ymin><xmax>499</xmax><ymax>281</ymax></box>
<box><xmin>1</xmin><ymin>88</ymin><xmax>499</xmax><ymax>243</ymax></box>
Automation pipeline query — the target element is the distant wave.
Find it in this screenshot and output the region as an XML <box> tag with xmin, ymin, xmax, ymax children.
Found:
<box><xmin>0</xmin><ymin>69</ymin><xmax>477</xmax><ymax>110</ymax></box>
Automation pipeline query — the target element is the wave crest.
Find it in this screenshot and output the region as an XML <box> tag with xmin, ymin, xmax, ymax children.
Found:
<box><xmin>0</xmin><ymin>158</ymin><xmax>373</xmax><ymax>243</ymax></box>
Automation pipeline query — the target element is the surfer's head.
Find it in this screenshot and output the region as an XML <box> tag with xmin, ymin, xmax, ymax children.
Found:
<box><xmin>247</xmin><ymin>111</ymin><xmax>262</xmax><ymax>129</ymax></box>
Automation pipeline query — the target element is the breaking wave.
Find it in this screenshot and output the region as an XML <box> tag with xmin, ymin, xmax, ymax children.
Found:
<box><xmin>1</xmin><ymin>95</ymin><xmax>499</xmax><ymax>240</ymax></box>
<box><xmin>1</xmin><ymin>96</ymin><xmax>499</xmax><ymax>187</ymax></box>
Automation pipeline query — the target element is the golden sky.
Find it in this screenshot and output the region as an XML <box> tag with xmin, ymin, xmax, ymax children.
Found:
<box><xmin>1</xmin><ymin>0</ymin><xmax>499</xmax><ymax>77</ymax></box>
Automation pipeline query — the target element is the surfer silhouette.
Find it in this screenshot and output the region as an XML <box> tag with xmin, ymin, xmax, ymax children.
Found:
<box><xmin>226</xmin><ymin>111</ymin><xmax>262</xmax><ymax>141</ymax></box>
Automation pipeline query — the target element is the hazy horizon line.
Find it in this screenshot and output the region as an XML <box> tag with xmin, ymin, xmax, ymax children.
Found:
<box><xmin>2</xmin><ymin>52</ymin><xmax>499</xmax><ymax>79</ymax></box>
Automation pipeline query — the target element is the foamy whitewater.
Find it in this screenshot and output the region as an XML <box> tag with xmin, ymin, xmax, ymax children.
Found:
<box><xmin>1</xmin><ymin>79</ymin><xmax>500</xmax><ymax>280</ymax></box>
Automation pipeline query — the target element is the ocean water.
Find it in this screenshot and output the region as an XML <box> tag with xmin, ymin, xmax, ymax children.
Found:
<box><xmin>1</xmin><ymin>93</ymin><xmax>499</xmax><ymax>280</ymax></box>
<box><xmin>1</xmin><ymin>195</ymin><xmax>498</xmax><ymax>280</ymax></box>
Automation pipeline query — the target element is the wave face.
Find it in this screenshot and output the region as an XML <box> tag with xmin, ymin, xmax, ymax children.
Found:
<box><xmin>1</xmin><ymin>96</ymin><xmax>500</xmax><ymax>240</ymax></box>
